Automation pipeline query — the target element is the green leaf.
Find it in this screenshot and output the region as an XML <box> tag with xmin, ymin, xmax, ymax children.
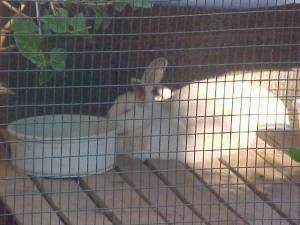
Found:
<box><xmin>14</xmin><ymin>35</ymin><xmax>45</xmax><ymax>65</ymax></box>
<box><xmin>41</xmin><ymin>17</ymin><xmax>68</xmax><ymax>33</ymax></box>
<box><xmin>84</xmin><ymin>34</ymin><xmax>93</xmax><ymax>44</ymax></box>
<box><xmin>62</xmin><ymin>0</ymin><xmax>73</xmax><ymax>8</ymax></box>
<box><xmin>49</xmin><ymin>48</ymin><xmax>66</xmax><ymax>70</ymax></box>
<box><xmin>38</xmin><ymin>70</ymin><xmax>53</xmax><ymax>85</ymax></box>
<box><xmin>130</xmin><ymin>0</ymin><xmax>151</xmax><ymax>8</ymax></box>
<box><xmin>288</xmin><ymin>147</ymin><xmax>300</xmax><ymax>162</ymax></box>
<box><xmin>42</xmin><ymin>8</ymin><xmax>87</xmax><ymax>34</ymax></box>
<box><xmin>12</xmin><ymin>18</ymin><xmax>38</xmax><ymax>33</ymax></box>
<box><xmin>41</xmin><ymin>8</ymin><xmax>69</xmax><ymax>33</ymax></box>
<box><xmin>69</xmin><ymin>12</ymin><xmax>87</xmax><ymax>33</ymax></box>
<box><xmin>114</xmin><ymin>2</ymin><xmax>128</xmax><ymax>12</ymax></box>
<box><xmin>94</xmin><ymin>10</ymin><xmax>110</xmax><ymax>30</ymax></box>
<box><xmin>12</xmin><ymin>19</ymin><xmax>45</xmax><ymax>66</ymax></box>
<box><xmin>41</xmin><ymin>9</ymin><xmax>52</xmax><ymax>34</ymax></box>
<box><xmin>53</xmin><ymin>7</ymin><xmax>69</xmax><ymax>17</ymax></box>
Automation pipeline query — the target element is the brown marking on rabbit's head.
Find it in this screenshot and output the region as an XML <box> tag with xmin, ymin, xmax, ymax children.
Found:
<box><xmin>131</xmin><ymin>77</ymin><xmax>171</xmax><ymax>102</ymax></box>
<box><xmin>132</xmin><ymin>57</ymin><xmax>168</xmax><ymax>102</ymax></box>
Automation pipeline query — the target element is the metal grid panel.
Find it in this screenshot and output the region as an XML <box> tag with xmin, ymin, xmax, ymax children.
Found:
<box><xmin>0</xmin><ymin>1</ymin><xmax>300</xmax><ymax>225</ymax></box>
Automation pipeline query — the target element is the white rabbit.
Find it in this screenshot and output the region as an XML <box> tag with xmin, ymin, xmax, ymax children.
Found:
<box><xmin>108</xmin><ymin>58</ymin><xmax>290</xmax><ymax>165</ymax></box>
<box><xmin>108</xmin><ymin>76</ymin><xmax>172</xmax><ymax>155</ymax></box>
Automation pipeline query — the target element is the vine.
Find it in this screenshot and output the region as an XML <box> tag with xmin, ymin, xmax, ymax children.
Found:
<box><xmin>4</xmin><ymin>1</ymin><xmax>151</xmax><ymax>85</ymax></box>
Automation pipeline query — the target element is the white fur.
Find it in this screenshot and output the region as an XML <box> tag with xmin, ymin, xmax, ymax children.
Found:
<box><xmin>108</xmin><ymin>58</ymin><xmax>290</xmax><ymax>164</ymax></box>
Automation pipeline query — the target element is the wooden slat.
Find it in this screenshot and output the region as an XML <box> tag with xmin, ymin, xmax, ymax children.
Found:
<box><xmin>220</xmin><ymin>149</ymin><xmax>300</xmax><ymax>225</ymax></box>
<box><xmin>0</xmin><ymin>161</ymin><xmax>61</xmax><ymax>225</ymax></box>
<box><xmin>256</xmin><ymin>129</ymin><xmax>300</xmax><ymax>180</ymax></box>
<box><xmin>0</xmin><ymin>195</ymin><xmax>16</xmax><ymax>225</ymax></box>
<box><xmin>257</xmin><ymin>148</ymin><xmax>300</xmax><ymax>181</ymax></box>
<box><xmin>189</xmin><ymin>157</ymin><xmax>290</xmax><ymax>225</ymax></box>
<box><xmin>256</xmin><ymin>128</ymin><xmax>300</xmax><ymax>150</ymax></box>
<box><xmin>82</xmin><ymin>169</ymin><xmax>166</xmax><ymax>225</ymax></box>
<box><xmin>36</xmin><ymin>178</ymin><xmax>112</xmax><ymax>225</ymax></box>
<box><xmin>146</xmin><ymin>159</ymin><xmax>248</xmax><ymax>225</ymax></box>
<box><xmin>115</xmin><ymin>156</ymin><xmax>206</xmax><ymax>225</ymax></box>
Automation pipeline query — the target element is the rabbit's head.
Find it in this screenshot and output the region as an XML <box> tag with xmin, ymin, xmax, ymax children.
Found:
<box><xmin>108</xmin><ymin>57</ymin><xmax>170</xmax><ymax>135</ymax></box>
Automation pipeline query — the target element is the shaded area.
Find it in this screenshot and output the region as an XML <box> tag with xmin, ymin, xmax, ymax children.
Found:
<box><xmin>0</xmin><ymin>200</ymin><xmax>16</xmax><ymax>225</ymax></box>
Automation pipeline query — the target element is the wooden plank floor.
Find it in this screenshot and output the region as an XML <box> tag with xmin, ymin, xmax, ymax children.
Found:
<box><xmin>0</xmin><ymin>148</ymin><xmax>299</xmax><ymax>225</ymax></box>
<box><xmin>0</xmin><ymin>160</ymin><xmax>61</xmax><ymax>225</ymax></box>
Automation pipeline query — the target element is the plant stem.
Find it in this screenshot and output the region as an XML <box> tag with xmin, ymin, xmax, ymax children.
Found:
<box><xmin>0</xmin><ymin>45</ymin><xmax>16</xmax><ymax>52</ymax></box>
<box><xmin>50</xmin><ymin>2</ymin><xmax>55</xmax><ymax>11</ymax></box>
<box><xmin>0</xmin><ymin>1</ymin><xmax>28</xmax><ymax>18</ymax></box>
<box><xmin>0</xmin><ymin>3</ymin><xmax>26</xmax><ymax>48</ymax></box>
<box><xmin>35</xmin><ymin>1</ymin><xmax>42</xmax><ymax>35</ymax></box>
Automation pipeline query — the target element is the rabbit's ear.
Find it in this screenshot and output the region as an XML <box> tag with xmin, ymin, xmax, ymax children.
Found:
<box><xmin>134</xmin><ymin>57</ymin><xmax>168</xmax><ymax>101</ymax></box>
<box><xmin>141</xmin><ymin>57</ymin><xmax>168</xmax><ymax>84</ymax></box>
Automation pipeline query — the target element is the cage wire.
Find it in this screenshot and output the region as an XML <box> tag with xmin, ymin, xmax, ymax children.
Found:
<box><xmin>0</xmin><ymin>0</ymin><xmax>300</xmax><ymax>225</ymax></box>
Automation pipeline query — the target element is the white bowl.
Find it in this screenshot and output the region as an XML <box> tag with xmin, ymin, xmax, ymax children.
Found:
<box><xmin>7</xmin><ymin>114</ymin><xmax>116</xmax><ymax>177</ymax></box>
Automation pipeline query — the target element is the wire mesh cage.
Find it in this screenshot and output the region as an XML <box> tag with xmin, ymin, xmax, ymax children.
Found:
<box><xmin>0</xmin><ymin>0</ymin><xmax>300</xmax><ymax>225</ymax></box>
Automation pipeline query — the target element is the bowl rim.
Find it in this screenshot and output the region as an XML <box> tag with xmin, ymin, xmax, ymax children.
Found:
<box><xmin>7</xmin><ymin>114</ymin><xmax>116</xmax><ymax>141</ymax></box>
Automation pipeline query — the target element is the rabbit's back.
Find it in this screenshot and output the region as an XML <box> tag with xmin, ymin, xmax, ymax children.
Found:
<box><xmin>169</xmin><ymin>80</ymin><xmax>290</xmax><ymax>163</ymax></box>
<box><xmin>172</xmin><ymin>80</ymin><xmax>289</xmax><ymax>126</ymax></box>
